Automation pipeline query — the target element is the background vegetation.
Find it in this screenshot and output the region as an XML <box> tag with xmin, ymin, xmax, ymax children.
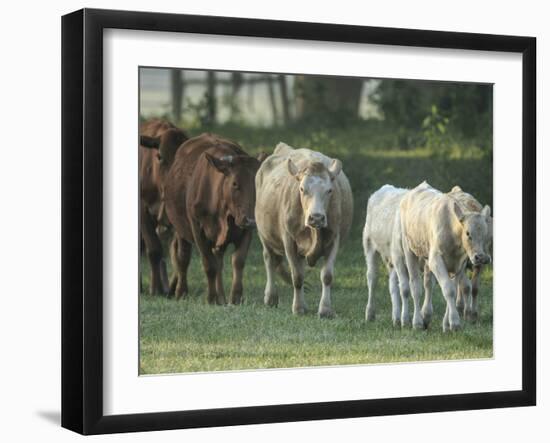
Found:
<box><xmin>139</xmin><ymin>69</ymin><xmax>493</xmax><ymax>374</ymax></box>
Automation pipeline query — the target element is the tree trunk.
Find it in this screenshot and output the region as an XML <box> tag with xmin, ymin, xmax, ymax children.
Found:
<box><xmin>266</xmin><ymin>75</ymin><xmax>278</xmax><ymax>126</ymax></box>
<box><xmin>206</xmin><ymin>71</ymin><xmax>217</xmax><ymax>125</ymax></box>
<box><xmin>278</xmin><ymin>75</ymin><xmax>290</xmax><ymax>124</ymax></box>
<box><xmin>170</xmin><ymin>69</ymin><xmax>183</xmax><ymax>123</ymax></box>
<box><xmin>294</xmin><ymin>76</ymin><xmax>363</xmax><ymax>123</ymax></box>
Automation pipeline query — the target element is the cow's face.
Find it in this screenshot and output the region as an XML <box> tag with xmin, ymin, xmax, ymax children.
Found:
<box><xmin>140</xmin><ymin>128</ymin><xmax>188</xmax><ymax>173</ymax></box>
<box><xmin>287</xmin><ymin>159</ymin><xmax>341</xmax><ymax>229</ymax></box>
<box><xmin>454</xmin><ymin>203</ymin><xmax>492</xmax><ymax>266</ymax></box>
<box><xmin>205</xmin><ymin>154</ymin><xmax>260</xmax><ymax>229</ymax></box>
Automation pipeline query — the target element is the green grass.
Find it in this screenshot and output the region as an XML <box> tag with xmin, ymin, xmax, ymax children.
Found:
<box><xmin>139</xmin><ymin>123</ymin><xmax>493</xmax><ymax>375</ymax></box>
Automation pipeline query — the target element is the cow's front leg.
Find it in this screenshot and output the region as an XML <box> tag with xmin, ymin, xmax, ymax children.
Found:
<box><xmin>283</xmin><ymin>236</ymin><xmax>307</xmax><ymax>315</ymax></box>
<box><xmin>261</xmin><ymin>241</ymin><xmax>280</xmax><ymax>307</ymax></box>
<box><xmin>364</xmin><ymin>237</ymin><xmax>378</xmax><ymax>321</ymax></box>
<box><xmin>191</xmin><ymin>223</ymin><xmax>221</xmax><ymax>305</ymax></box>
<box><xmin>393</xmin><ymin>254</ymin><xmax>410</xmax><ymax>327</ymax></box>
<box><xmin>229</xmin><ymin>231</ymin><xmax>252</xmax><ymax>305</ymax></box>
<box><xmin>213</xmin><ymin>247</ymin><xmax>227</xmax><ymax>305</ymax></box>
<box><xmin>429</xmin><ymin>253</ymin><xmax>461</xmax><ymax>331</ymax></box>
<box><xmin>403</xmin><ymin>248</ymin><xmax>424</xmax><ymax>329</ymax></box>
<box><xmin>469</xmin><ymin>265</ymin><xmax>482</xmax><ymax>322</ymax></box>
<box><xmin>421</xmin><ymin>263</ymin><xmax>434</xmax><ymax>327</ymax></box>
<box><xmin>457</xmin><ymin>271</ymin><xmax>473</xmax><ymax>320</ymax></box>
<box><xmin>319</xmin><ymin>235</ymin><xmax>340</xmax><ymax>319</ymax></box>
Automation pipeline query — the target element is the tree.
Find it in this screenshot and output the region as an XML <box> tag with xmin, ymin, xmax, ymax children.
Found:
<box><xmin>294</xmin><ymin>75</ymin><xmax>363</xmax><ymax>125</ymax></box>
<box><xmin>170</xmin><ymin>69</ymin><xmax>183</xmax><ymax>123</ymax></box>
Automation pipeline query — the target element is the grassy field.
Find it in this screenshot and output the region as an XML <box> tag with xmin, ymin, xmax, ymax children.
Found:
<box><xmin>139</xmin><ymin>123</ymin><xmax>493</xmax><ymax>375</ymax></box>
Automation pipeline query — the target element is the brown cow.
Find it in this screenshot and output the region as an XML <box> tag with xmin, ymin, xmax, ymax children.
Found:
<box><xmin>139</xmin><ymin>119</ymin><xmax>188</xmax><ymax>295</ymax></box>
<box><xmin>163</xmin><ymin>133</ymin><xmax>260</xmax><ymax>304</ymax></box>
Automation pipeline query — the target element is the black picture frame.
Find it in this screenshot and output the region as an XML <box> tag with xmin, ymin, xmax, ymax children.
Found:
<box><xmin>61</xmin><ymin>8</ymin><xmax>536</xmax><ymax>435</ymax></box>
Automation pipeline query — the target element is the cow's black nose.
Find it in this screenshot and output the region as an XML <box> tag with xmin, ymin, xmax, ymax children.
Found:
<box><xmin>308</xmin><ymin>213</ymin><xmax>326</xmax><ymax>225</ymax></box>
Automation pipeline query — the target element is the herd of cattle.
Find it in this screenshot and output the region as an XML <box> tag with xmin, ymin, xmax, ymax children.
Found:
<box><xmin>140</xmin><ymin>119</ymin><xmax>493</xmax><ymax>332</ymax></box>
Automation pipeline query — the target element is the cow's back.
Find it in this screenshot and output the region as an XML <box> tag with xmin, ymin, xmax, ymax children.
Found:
<box><xmin>400</xmin><ymin>182</ymin><xmax>445</xmax><ymax>259</ymax></box>
<box><xmin>365</xmin><ymin>185</ymin><xmax>407</xmax><ymax>260</ymax></box>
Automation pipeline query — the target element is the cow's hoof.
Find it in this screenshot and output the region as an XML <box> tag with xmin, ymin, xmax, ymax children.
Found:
<box><xmin>392</xmin><ymin>319</ymin><xmax>401</xmax><ymax>328</ymax></box>
<box><xmin>413</xmin><ymin>316</ymin><xmax>425</xmax><ymax>330</ymax></box>
<box><xmin>421</xmin><ymin>310</ymin><xmax>432</xmax><ymax>326</ymax></box>
<box><xmin>444</xmin><ymin>322</ymin><xmax>462</xmax><ymax>332</ymax></box>
<box><xmin>264</xmin><ymin>293</ymin><xmax>279</xmax><ymax>307</ymax></box>
<box><xmin>365</xmin><ymin>309</ymin><xmax>375</xmax><ymax>322</ymax></box>
<box><xmin>175</xmin><ymin>292</ymin><xmax>188</xmax><ymax>301</ymax></box>
<box><xmin>229</xmin><ymin>296</ymin><xmax>243</xmax><ymax>305</ymax></box>
<box><xmin>319</xmin><ymin>308</ymin><xmax>335</xmax><ymax>319</ymax></box>
<box><xmin>292</xmin><ymin>306</ymin><xmax>307</xmax><ymax>316</ymax></box>
<box><xmin>467</xmin><ymin>311</ymin><xmax>479</xmax><ymax>322</ymax></box>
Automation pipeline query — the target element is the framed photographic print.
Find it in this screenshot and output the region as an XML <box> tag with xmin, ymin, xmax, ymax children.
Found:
<box><xmin>61</xmin><ymin>8</ymin><xmax>536</xmax><ymax>435</ymax></box>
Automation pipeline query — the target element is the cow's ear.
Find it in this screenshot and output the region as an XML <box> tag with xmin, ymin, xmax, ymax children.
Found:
<box><xmin>287</xmin><ymin>158</ymin><xmax>300</xmax><ymax>180</ymax></box>
<box><xmin>256</xmin><ymin>152</ymin><xmax>269</xmax><ymax>163</ymax></box>
<box><xmin>328</xmin><ymin>159</ymin><xmax>342</xmax><ymax>181</ymax></box>
<box><xmin>481</xmin><ymin>205</ymin><xmax>491</xmax><ymax>218</ymax></box>
<box><xmin>205</xmin><ymin>153</ymin><xmax>231</xmax><ymax>175</ymax></box>
<box><xmin>453</xmin><ymin>202</ymin><xmax>465</xmax><ymax>223</ymax></box>
<box><xmin>140</xmin><ymin>135</ymin><xmax>160</xmax><ymax>149</ymax></box>
<box><xmin>451</xmin><ymin>185</ymin><xmax>462</xmax><ymax>193</ymax></box>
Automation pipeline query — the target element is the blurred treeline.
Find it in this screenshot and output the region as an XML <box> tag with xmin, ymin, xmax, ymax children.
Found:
<box><xmin>140</xmin><ymin>68</ymin><xmax>492</xmax><ymax>155</ymax></box>
<box><xmin>140</xmin><ymin>68</ymin><xmax>493</xmax><ymax>214</ymax></box>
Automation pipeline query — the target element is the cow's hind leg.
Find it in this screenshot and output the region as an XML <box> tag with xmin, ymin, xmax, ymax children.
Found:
<box><xmin>364</xmin><ymin>238</ymin><xmax>378</xmax><ymax>321</ymax></box>
<box><xmin>319</xmin><ymin>235</ymin><xmax>340</xmax><ymax>319</ymax></box>
<box><xmin>403</xmin><ymin>248</ymin><xmax>424</xmax><ymax>330</ymax></box>
<box><xmin>421</xmin><ymin>263</ymin><xmax>434</xmax><ymax>327</ymax></box>
<box><xmin>262</xmin><ymin>241</ymin><xmax>282</xmax><ymax>307</ymax></box>
<box><xmin>388</xmin><ymin>268</ymin><xmax>401</xmax><ymax>327</ymax></box>
<box><xmin>229</xmin><ymin>230</ymin><xmax>253</xmax><ymax>305</ymax></box>
<box><xmin>141</xmin><ymin>205</ymin><xmax>169</xmax><ymax>295</ymax></box>
<box><xmin>174</xmin><ymin>237</ymin><xmax>192</xmax><ymax>300</ymax></box>
<box><xmin>213</xmin><ymin>247</ymin><xmax>227</xmax><ymax>305</ymax></box>
<box><xmin>168</xmin><ymin>236</ymin><xmax>178</xmax><ymax>296</ymax></box>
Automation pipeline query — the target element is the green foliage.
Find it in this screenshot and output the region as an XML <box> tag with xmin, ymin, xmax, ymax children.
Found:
<box><xmin>140</xmin><ymin>123</ymin><xmax>493</xmax><ymax>374</ymax></box>
<box><xmin>422</xmin><ymin>105</ymin><xmax>450</xmax><ymax>152</ymax></box>
<box><xmin>371</xmin><ymin>79</ymin><xmax>492</xmax><ymax>152</ymax></box>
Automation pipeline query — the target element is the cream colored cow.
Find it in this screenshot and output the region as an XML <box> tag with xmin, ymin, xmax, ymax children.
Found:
<box><xmin>400</xmin><ymin>182</ymin><xmax>491</xmax><ymax>331</ymax></box>
<box><xmin>362</xmin><ymin>185</ymin><xmax>411</xmax><ymax>326</ymax></box>
<box><xmin>255</xmin><ymin>143</ymin><xmax>353</xmax><ymax>318</ymax></box>
<box><xmin>422</xmin><ymin>186</ymin><xmax>494</xmax><ymax>324</ymax></box>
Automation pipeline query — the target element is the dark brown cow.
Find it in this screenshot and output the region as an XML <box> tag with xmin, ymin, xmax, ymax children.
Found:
<box><xmin>139</xmin><ymin>119</ymin><xmax>188</xmax><ymax>295</ymax></box>
<box><xmin>164</xmin><ymin>133</ymin><xmax>260</xmax><ymax>304</ymax></box>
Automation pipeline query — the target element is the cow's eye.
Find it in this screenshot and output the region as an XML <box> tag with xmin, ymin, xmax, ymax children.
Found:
<box><xmin>327</xmin><ymin>188</ymin><xmax>333</xmax><ymax>194</ymax></box>
<box><xmin>466</xmin><ymin>231</ymin><xmax>471</xmax><ymax>238</ymax></box>
<box><xmin>232</xmin><ymin>181</ymin><xmax>238</xmax><ymax>189</ymax></box>
<box><xmin>300</xmin><ymin>186</ymin><xmax>304</xmax><ymax>193</ymax></box>
<box><xmin>157</xmin><ymin>153</ymin><xmax>162</xmax><ymax>161</ymax></box>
